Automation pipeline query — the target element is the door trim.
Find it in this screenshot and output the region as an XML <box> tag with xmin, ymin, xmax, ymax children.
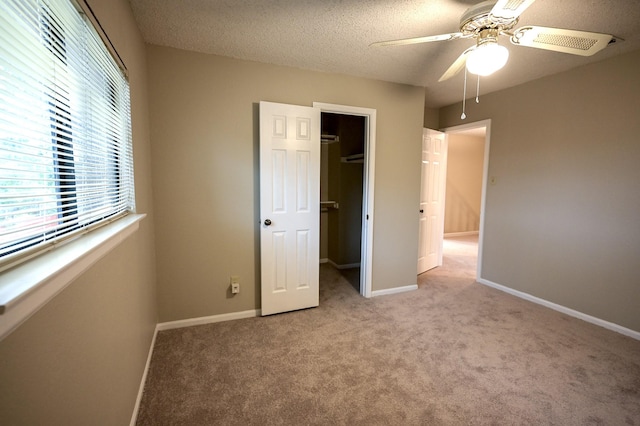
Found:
<box><xmin>313</xmin><ymin>102</ymin><xmax>376</xmax><ymax>298</ymax></box>
<box><xmin>441</xmin><ymin>119</ymin><xmax>491</xmax><ymax>280</ymax></box>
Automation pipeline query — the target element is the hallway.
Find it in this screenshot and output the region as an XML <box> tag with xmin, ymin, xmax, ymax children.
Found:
<box><xmin>420</xmin><ymin>234</ymin><xmax>479</xmax><ymax>285</ymax></box>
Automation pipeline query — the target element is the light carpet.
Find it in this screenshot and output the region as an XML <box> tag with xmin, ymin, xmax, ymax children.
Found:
<box><xmin>136</xmin><ymin>237</ymin><xmax>640</xmax><ymax>425</ymax></box>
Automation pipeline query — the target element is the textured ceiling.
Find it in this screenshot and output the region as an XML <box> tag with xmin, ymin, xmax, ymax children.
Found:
<box><xmin>128</xmin><ymin>0</ymin><xmax>640</xmax><ymax>108</ymax></box>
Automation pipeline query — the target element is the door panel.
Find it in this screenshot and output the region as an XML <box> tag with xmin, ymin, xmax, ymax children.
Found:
<box><xmin>260</xmin><ymin>101</ymin><xmax>320</xmax><ymax>315</ymax></box>
<box><xmin>418</xmin><ymin>128</ymin><xmax>448</xmax><ymax>274</ymax></box>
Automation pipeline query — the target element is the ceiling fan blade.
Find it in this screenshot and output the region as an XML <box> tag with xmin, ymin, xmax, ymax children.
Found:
<box><xmin>370</xmin><ymin>32</ymin><xmax>464</xmax><ymax>47</ymax></box>
<box><xmin>438</xmin><ymin>47</ymin><xmax>475</xmax><ymax>82</ymax></box>
<box><xmin>490</xmin><ymin>0</ymin><xmax>536</xmax><ymax>23</ymax></box>
<box><xmin>510</xmin><ymin>26</ymin><xmax>619</xmax><ymax>56</ymax></box>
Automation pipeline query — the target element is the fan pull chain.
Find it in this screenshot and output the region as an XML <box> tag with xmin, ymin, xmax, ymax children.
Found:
<box><xmin>461</xmin><ymin>67</ymin><xmax>467</xmax><ymax>120</ymax></box>
<box><xmin>476</xmin><ymin>74</ymin><xmax>480</xmax><ymax>103</ymax></box>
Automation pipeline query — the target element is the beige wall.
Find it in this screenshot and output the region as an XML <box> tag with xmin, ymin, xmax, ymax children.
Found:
<box><xmin>147</xmin><ymin>45</ymin><xmax>425</xmax><ymax>321</ymax></box>
<box><xmin>423</xmin><ymin>94</ymin><xmax>440</xmax><ymax>128</ymax></box>
<box><xmin>439</xmin><ymin>49</ymin><xmax>640</xmax><ymax>332</ymax></box>
<box><xmin>0</xmin><ymin>0</ymin><xmax>157</xmax><ymax>424</ymax></box>
<box><xmin>444</xmin><ymin>133</ymin><xmax>484</xmax><ymax>234</ymax></box>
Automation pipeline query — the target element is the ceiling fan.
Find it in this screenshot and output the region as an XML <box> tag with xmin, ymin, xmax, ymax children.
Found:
<box><xmin>371</xmin><ymin>0</ymin><xmax>621</xmax><ymax>82</ymax></box>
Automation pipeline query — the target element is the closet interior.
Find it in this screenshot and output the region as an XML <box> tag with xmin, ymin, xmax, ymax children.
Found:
<box><xmin>320</xmin><ymin>112</ymin><xmax>365</xmax><ymax>292</ymax></box>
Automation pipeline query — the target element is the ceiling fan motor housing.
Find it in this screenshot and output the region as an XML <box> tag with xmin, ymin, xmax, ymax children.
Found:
<box><xmin>460</xmin><ymin>0</ymin><xmax>518</xmax><ymax>35</ymax></box>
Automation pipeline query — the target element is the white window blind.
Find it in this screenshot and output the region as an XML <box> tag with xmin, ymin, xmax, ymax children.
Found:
<box><xmin>0</xmin><ymin>0</ymin><xmax>135</xmax><ymax>269</ymax></box>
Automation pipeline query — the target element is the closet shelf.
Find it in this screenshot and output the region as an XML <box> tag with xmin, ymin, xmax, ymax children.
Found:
<box><xmin>341</xmin><ymin>153</ymin><xmax>364</xmax><ymax>163</ymax></box>
<box><xmin>320</xmin><ymin>200</ymin><xmax>339</xmax><ymax>211</ymax></box>
<box><xmin>321</xmin><ymin>134</ymin><xmax>339</xmax><ymax>144</ymax></box>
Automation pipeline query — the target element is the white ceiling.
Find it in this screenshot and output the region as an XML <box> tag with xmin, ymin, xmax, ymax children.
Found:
<box><xmin>128</xmin><ymin>0</ymin><xmax>640</xmax><ymax>108</ymax></box>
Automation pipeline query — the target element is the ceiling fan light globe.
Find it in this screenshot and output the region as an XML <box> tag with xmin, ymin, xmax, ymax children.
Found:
<box><xmin>466</xmin><ymin>43</ymin><xmax>509</xmax><ymax>76</ymax></box>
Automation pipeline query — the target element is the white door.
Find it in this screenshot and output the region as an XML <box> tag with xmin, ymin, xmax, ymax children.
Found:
<box><xmin>418</xmin><ymin>128</ymin><xmax>448</xmax><ymax>274</ymax></box>
<box><xmin>260</xmin><ymin>101</ymin><xmax>320</xmax><ymax>315</ymax></box>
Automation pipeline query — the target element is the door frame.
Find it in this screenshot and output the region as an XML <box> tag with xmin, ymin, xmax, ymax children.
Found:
<box><xmin>440</xmin><ymin>119</ymin><xmax>491</xmax><ymax>280</ymax></box>
<box><xmin>313</xmin><ymin>102</ymin><xmax>376</xmax><ymax>298</ymax></box>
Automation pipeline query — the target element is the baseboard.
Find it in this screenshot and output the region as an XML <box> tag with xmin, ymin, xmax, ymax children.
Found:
<box><xmin>477</xmin><ymin>278</ymin><xmax>640</xmax><ymax>341</ymax></box>
<box><xmin>156</xmin><ymin>309</ymin><xmax>261</xmax><ymax>331</ymax></box>
<box><xmin>444</xmin><ymin>231</ymin><xmax>479</xmax><ymax>238</ymax></box>
<box><xmin>328</xmin><ymin>259</ymin><xmax>361</xmax><ymax>270</ymax></box>
<box><xmin>129</xmin><ymin>324</ymin><xmax>158</xmax><ymax>426</ymax></box>
<box><xmin>371</xmin><ymin>284</ymin><xmax>418</xmax><ymax>297</ymax></box>
<box><xmin>319</xmin><ymin>258</ymin><xmax>328</xmax><ymax>264</ymax></box>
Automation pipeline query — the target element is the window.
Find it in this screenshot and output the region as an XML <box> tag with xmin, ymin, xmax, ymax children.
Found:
<box><xmin>0</xmin><ymin>0</ymin><xmax>135</xmax><ymax>270</ymax></box>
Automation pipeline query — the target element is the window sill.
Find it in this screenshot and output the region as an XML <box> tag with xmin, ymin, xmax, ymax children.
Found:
<box><xmin>0</xmin><ymin>213</ymin><xmax>146</xmax><ymax>341</ymax></box>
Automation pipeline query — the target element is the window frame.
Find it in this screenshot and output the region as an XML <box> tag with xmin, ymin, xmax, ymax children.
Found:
<box><xmin>0</xmin><ymin>0</ymin><xmax>142</xmax><ymax>340</ymax></box>
<box><xmin>1</xmin><ymin>0</ymin><xmax>135</xmax><ymax>267</ymax></box>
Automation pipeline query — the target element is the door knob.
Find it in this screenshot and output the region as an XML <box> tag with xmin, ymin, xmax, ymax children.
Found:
<box><xmin>264</xmin><ymin>219</ymin><xmax>272</xmax><ymax>226</ymax></box>
<box><xmin>419</xmin><ymin>209</ymin><xmax>424</xmax><ymax>213</ymax></box>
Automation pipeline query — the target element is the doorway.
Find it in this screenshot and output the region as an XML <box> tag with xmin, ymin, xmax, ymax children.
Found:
<box><xmin>314</xmin><ymin>102</ymin><xmax>376</xmax><ymax>298</ymax></box>
<box><xmin>320</xmin><ymin>112</ymin><xmax>365</xmax><ymax>293</ymax></box>
<box><xmin>441</xmin><ymin>119</ymin><xmax>491</xmax><ymax>280</ymax></box>
<box><xmin>259</xmin><ymin>101</ymin><xmax>376</xmax><ymax>316</ymax></box>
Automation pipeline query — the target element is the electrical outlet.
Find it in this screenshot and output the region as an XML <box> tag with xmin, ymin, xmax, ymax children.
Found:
<box><xmin>230</xmin><ymin>276</ymin><xmax>240</xmax><ymax>294</ymax></box>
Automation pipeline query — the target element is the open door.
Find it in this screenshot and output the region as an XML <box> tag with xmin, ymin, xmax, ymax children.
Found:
<box><xmin>418</xmin><ymin>128</ymin><xmax>448</xmax><ymax>274</ymax></box>
<box><xmin>259</xmin><ymin>101</ymin><xmax>320</xmax><ymax>315</ymax></box>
